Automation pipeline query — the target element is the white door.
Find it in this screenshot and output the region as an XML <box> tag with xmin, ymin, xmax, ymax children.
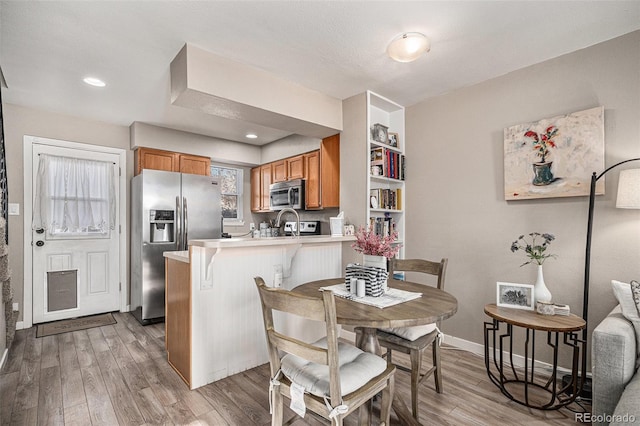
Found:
<box><xmin>31</xmin><ymin>143</ymin><xmax>120</xmax><ymax>324</ymax></box>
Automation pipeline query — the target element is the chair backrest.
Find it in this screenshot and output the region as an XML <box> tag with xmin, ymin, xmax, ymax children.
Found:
<box><xmin>389</xmin><ymin>258</ymin><xmax>448</xmax><ymax>290</ymax></box>
<box><xmin>254</xmin><ymin>276</ymin><xmax>342</xmax><ymax>406</ymax></box>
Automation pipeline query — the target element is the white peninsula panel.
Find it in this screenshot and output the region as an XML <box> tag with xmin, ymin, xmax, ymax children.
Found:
<box><xmin>178</xmin><ymin>236</ymin><xmax>353</xmax><ymax>389</ymax></box>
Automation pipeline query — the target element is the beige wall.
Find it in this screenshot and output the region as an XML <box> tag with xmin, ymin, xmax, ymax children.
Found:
<box><xmin>3</xmin><ymin>104</ymin><xmax>132</xmax><ymax>323</ymax></box>
<box><xmin>405</xmin><ymin>31</ymin><xmax>640</xmax><ymax>368</ymax></box>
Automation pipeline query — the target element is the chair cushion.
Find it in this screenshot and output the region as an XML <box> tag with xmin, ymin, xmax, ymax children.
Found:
<box><xmin>380</xmin><ymin>323</ymin><xmax>437</xmax><ymax>342</ymax></box>
<box><xmin>281</xmin><ymin>338</ymin><xmax>387</xmax><ymax>398</ymax></box>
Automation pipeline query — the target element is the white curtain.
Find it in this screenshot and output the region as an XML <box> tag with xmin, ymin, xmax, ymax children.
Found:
<box><xmin>33</xmin><ymin>154</ymin><xmax>115</xmax><ymax>236</ymax></box>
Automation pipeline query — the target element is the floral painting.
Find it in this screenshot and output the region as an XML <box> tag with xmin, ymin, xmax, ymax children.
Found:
<box><xmin>504</xmin><ymin>106</ymin><xmax>604</xmax><ymax>200</ymax></box>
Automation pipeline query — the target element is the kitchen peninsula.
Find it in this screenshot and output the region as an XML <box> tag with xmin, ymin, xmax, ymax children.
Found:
<box><xmin>163</xmin><ymin>235</ymin><xmax>355</xmax><ymax>389</ymax></box>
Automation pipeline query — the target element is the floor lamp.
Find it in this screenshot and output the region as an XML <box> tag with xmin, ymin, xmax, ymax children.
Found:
<box><xmin>582</xmin><ymin>158</ymin><xmax>640</xmax><ymax>381</ymax></box>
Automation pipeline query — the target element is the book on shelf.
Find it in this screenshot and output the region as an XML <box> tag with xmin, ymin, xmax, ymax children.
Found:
<box><xmin>368</xmin><ymin>216</ymin><xmax>396</xmax><ymax>237</ymax></box>
<box><xmin>370</xmin><ymin>188</ymin><xmax>402</xmax><ymax>210</ymax></box>
<box><xmin>370</xmin><ymin>147</ymin><xmax>405</xmax><ymax>180</ymax></box>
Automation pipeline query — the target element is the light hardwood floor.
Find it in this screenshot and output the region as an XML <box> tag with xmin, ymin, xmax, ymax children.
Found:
<box><xmin>1</xmin><ymin>312</ymin><xmax>587</xmax><ymax>425</ymax></box>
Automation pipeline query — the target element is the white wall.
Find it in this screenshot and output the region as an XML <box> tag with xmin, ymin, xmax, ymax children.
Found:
<box><xmin>405</xmin><ymin>31</ymin><xmax>640</xmax><ymax>368</ymax></box>
<box><xmin>3</xmin><ymin>103</ymin><xmax>131</xmax><ymax>323</ymax></box>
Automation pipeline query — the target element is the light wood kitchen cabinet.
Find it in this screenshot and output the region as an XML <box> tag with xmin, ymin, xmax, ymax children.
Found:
<box><xmin>272</xmin><ymin>160</ymin><xmax>288</xmax><ymax>183</ymax></box>
<box><xmin>135</xmin><ymin>147</ymin><xmax>211</xmax><ymax>176</ymax></box>
<box><xmin>250</xmin><ymin>166</ymin><xmax>261</xmax><ymax>211</ymax></box>
<box><xmin>250</xmin><ymin>164</ymin><xmax>273</xmax><ymax>212</ymax></box>
<box><xmin>178</xmin><ymin>153</ymin><xmax>211</xmax><ymax>176</ymax></box>
<box><xmin>165</xmin><ymin>255</ymin><xmax>191</xmax><ymax>387</ymax></box>
<box><xmin>304</xmin><ymin>151</ymin><xmax>321</xmax><ymax>209</ymax></box>
<box><xmin>319</xmin><ymin>134</ymin><xmax>340</xmax><ymax>208</ymax></box>
<box><xmin>250</xmin><ymin>134</ymin><xmax>340</xmax><ymax>211</ymax></box>
<box><xmin>287</xmin><ymin>155</ymin><xmax>305</xmax><ymax>180</ymax></box>
<box><xmin>260</xmin><ymin>163</ymin><xmax>272</xmax><ymax>211</ymax></box>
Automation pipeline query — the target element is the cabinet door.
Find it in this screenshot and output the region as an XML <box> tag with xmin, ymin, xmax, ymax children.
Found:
<box><xmin>287</xmin><ymin>155</ymin><xmax>305</xmax><ymax>180</ymax></box>
<box><xmin>165</xmin><ymin>258</ymin><xmax>191</xmax><ymax>386</ymax></box>
<box><xmin>179</xmin><ymin>154</ymin><xmax>211</xmax><ymax>176</ymax></box>
<box><xmin>135</xmin><ymin>147</ymin><xmax>178</xmax><ymax>175</ymax></box>
<box><xmin>320</xmin><ymin>134</ymin><xmax>340</xmax><ymax>208</ymax></box>
<box><xmin>250</xmin><ymin>167</ymin><xmax>261</xmax><ymax>212</ymax></box>
<box><xmin>304</xmin><ymin>151</ymin><xmax>321</xmax><ymax>209</ymax></box>
<box><xmin>272</xmin><ymin>160</ymin><xmax>287</xmax><ymax>183</ymax></box>
<box><xmin>260</xmin><ymin>164</ymin><xmax>272</xmax><ymax>211</ymax></box>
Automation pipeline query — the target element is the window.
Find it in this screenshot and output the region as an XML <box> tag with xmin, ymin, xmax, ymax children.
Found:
<box><xmin>210</xmin><ymin>165</ymin><xmax>244</xmax><ymax>225</ymax></box>
<box><xmin>33</xmin><ymin>154</ymin><xmax>115</xmax><ymax>238</ymax></box>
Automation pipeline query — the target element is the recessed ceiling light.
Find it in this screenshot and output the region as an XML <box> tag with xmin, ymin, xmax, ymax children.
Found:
<box><xmin>387</xmin><ymin>32</ymin><xmax>431</xmax><ymax>63</ymax></box>
<box><xmin>83</xmin><ymin>77</ymin><xmax>106</xmax><ymax>87</ymax></box>
<box><xmin>245</xmin><ymin>133</ymin><xmax>258</xmax><ymax>139</ymax></box>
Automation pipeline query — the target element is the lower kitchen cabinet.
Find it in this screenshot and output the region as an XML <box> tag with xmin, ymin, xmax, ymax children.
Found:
<box><xmin>165</xmin><ymin>254</ymin><xmax>191</xmax><ymax>387</ymax></box>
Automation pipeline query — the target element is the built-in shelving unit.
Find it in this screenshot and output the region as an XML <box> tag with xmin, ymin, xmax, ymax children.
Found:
<box><xmin>366</xmin><ymin>91</ymin><xmax>405</xmax><ymax>256</ymax></box>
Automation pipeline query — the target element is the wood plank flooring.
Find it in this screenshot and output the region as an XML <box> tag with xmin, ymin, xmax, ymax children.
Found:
<box><xmin>1</xmin><ymin>312</ymin><xmax>588</xmax><ymax>425</ymax></box>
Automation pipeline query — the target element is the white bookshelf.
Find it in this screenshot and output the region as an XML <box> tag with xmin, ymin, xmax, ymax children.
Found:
<box><xmin>366</xmin><ymin>91</ymin><xmax>405</xmax><ymax>256</ymax></box>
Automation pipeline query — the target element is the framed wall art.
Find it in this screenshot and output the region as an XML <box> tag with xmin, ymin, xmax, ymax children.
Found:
<box><xmin>503</xmin><ymin>106</ymin><xmax>604</xmax><ymax>200</ymax></box>
<box><xmin>496</xmin><ymin>282</ymin><xmax>534</xmax><ymax>310</ymax></box>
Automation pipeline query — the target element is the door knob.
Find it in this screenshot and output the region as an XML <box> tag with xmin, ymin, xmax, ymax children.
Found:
<box><xmin>35</xmin><ymin>240</ymin><xmax>44</xmax><ymax>247</ymax></box>
<box><xmin>35</xmin><ymin>228</ymin><xmax>44</xmax><ymax>234</ymax></box>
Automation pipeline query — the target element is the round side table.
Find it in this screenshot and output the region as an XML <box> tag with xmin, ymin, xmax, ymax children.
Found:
<box><xmin>483</xmin><ymin>303</ymin><xmax>587</xmax><ymax>410</ymax></box>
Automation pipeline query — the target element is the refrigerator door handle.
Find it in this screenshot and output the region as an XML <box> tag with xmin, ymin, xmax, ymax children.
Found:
<box><xmin>175</xmin><ymin>196</ymin><xmax>182</xmax><ymax>250</ymax></box>
<box><xmin>183</xmin><ymin>196</ymin><xmax>188</xmax><ymax>249</ymax></box>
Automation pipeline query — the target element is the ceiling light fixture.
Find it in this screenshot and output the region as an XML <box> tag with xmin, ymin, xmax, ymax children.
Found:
<box><xmin>245</xmin><ymin>133</ymin><xmax>258</xmax><ymax>139</ymax></box>
<box><xmin>83</xmin><ymin>77</ymin><xmax>106</xmax><ymax>87</ymax></box>
<box><xmin>387</xmin><ymin>32</ymin><xmax>430</xmax><ymax>63</ymax></box>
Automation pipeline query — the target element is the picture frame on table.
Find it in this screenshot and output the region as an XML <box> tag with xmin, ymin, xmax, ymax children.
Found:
<box><xmin>496</xmin><ymin>282</ymin><xmax>534</xmax><ymax>310</ymax></box>
<box><xmin>388</xmin><ymin>132</ymin><xmax>399</xmax><ymax>147</ymax></box>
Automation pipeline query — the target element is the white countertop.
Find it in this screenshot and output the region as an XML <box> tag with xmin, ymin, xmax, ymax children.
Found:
<box><xmin>163</xmin><ymin>250</ymin><xmax>190</xmax><ymax>262</ymax></box>
<box><xmin>188</xmin><ymin>235</ymin><xmax>356</xmax><ymax>248</ymax></box>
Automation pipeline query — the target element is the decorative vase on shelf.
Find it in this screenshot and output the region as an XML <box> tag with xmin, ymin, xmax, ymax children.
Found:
<box><xmin>534</xmin><ymin>264</ymin><xmax>552</xmax><ymax>303</ymax></box>
<box><xmin>362</xmin><ymin>254</ymin><xmax>387</xmax><ymax>271</ymax></box>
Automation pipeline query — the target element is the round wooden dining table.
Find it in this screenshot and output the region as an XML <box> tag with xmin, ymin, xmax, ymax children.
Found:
<box><xmin>292</xmin><ymin>277</ymin><xmax>458</xmax><ymax>426</ymax></box>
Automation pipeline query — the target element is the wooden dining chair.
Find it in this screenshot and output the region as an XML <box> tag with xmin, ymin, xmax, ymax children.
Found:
<box><xmin>377</xmin><ymin>258</ymin><xmax>448</xmax><ymax>422</ymax></box>
<box><xmin>254</xmin><ymin>277</ymin><xmax>395</xmax><ymax>426</ymax></box>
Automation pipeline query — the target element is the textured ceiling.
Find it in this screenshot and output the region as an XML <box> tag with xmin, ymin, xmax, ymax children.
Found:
<box><xmin>1</xmin><ymin>1</ymin><xmax>639</xmax><ymax>145</ymax></box>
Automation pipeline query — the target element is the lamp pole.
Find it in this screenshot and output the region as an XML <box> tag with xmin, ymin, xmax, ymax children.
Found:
<box><xmin>582</xmin><ymin>157</ymin><xmax>640</xmax><ymax>376</ymax></box>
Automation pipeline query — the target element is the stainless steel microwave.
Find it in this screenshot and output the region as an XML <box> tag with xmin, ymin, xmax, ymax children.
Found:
<box><xmin>269</xmin><ymin>179</ymin><xmax>305</xmax><ymax>211</ymax></box>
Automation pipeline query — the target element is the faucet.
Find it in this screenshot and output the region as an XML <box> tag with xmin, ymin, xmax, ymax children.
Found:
<box><xmin>275</xmin><ymin>208</ymin><xmax>300</xmax><ymax>237</ymax></box>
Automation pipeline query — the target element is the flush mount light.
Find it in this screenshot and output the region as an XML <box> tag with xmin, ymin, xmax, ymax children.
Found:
<box><xmin>83</xmin><ymin>77</ymin><xmax>106</xmax><ymax>87</ymax></box>
<box><xmin>245</xmin><ymin>133</ymin><xmax>258</xmax><ymax>139</ymax></box>
<box><xmin>387</xmin><ymin>32</ymin><xmax>430</xmax><ymax>63</ymax></box>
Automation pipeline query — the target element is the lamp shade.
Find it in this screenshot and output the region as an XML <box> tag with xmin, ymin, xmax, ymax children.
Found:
<box><xmin>387</xmin><ymin>32</ymin><xmax>430</xmax><ymax>62</ymax></box>
<box><xmin>616</xmin><ymin>168</ymin><xmax>640</xmax><ymax>209</ymax></box>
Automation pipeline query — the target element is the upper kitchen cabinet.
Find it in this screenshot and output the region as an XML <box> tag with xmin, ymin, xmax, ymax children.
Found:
<box><xmin>135</xmin><ymin>147</ymin><xmax>210</xmax><ymax>176</ymax></box>
<box><xmin>250</xmin><ymin>134</ymin><xmax>340</xmax><ymax>212</ymax></box>
<box><xmin>318</xmin><ymin>134</ymin><xmax>340</xmax><ymax>208</ymax></box>
<box><xmin>287</xmin><ymin>155</ymin><xmax>305</xmax><ymax>180</ymax></box>
<box><xmin>250</xmin><ymin>163</ymin><xmax>273</xmax><ymax>212</ymax></box>
<box><xmin>272</xmin><ymin>160</ymin><xmax>288</xmax><ymax>183</ymax></box>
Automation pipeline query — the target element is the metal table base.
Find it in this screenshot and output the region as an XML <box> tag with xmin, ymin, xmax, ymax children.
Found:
<box><xmin>484</xmin><ymin>318</ymin><xmax>586</xmax><ymax>410</ymax></box>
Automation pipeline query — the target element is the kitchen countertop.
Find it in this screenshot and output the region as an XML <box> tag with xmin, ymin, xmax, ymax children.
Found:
<box><xmin>163</xmin><ymin>250</ymin><xmax>190</xmax><ymax>263</ymax></box>
<box><xmin>188</xmin><ymin>234</ymin><xmax>356</xmax><ymax>248</ymax></box>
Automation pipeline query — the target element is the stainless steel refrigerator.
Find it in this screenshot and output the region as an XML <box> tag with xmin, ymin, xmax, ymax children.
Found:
<box><xmin>131</xmin><ymin>169</ymin><xmax>221</xmax><ymax>324</ymax></box>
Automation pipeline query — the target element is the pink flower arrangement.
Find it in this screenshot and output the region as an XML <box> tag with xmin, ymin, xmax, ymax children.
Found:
<box><xmin>351</xmin><ymin>226</ymin><xmax>401</xmax><ymax>259</ymax></box>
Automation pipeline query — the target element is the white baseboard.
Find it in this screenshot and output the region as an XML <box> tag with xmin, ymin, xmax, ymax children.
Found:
<box><xmin>341</xmin><ymin>330</ymin><xmax>586</xmax><ymax>377</ymax></box>
<box><xmin>0</xmin><ymin>348</ymin><xmax>7</xmax><ymax>371</ymax></box>
<box><xmin>16</xmin><ymin>321</ymin><xmax>25</xmax><ymax>330</ymax></box>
